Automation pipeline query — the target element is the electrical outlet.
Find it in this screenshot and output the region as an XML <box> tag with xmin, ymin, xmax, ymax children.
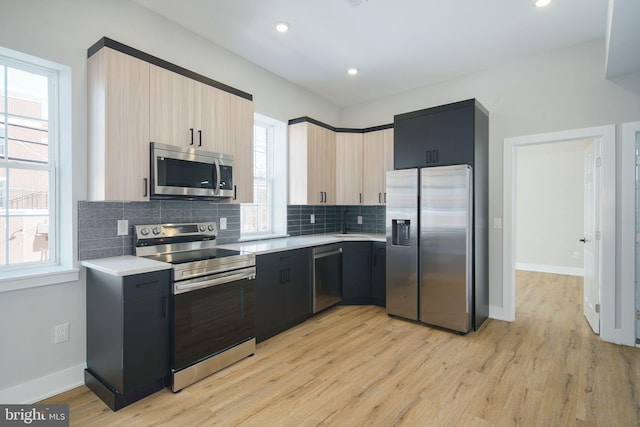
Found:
<box><xmin>357</xmin><ymin>215</ymin><xmax>363</xmax><ymax>225</ymax></box>
<box><xmin>54</xmin><ymin>323</ymin><xmax>69</xmax><ymax>344</ymax></box>
<box><xmin>573</xmin><ymin>251</ymin><xmax>580</xmax><ymax>260</ymax></box>
<box><xmin>310</xmin><ymin>214</ymin><xmax>315</xmax><ymax>224</ymax></box>
<box><xmin>493</xmin><ymin>218</ymin><xmax>502</xmax><ymax>229</ymax></box>
<box><xmin>117</xmin><ymin>219</ymin><xmax>129</xmax><ymax>236</ymax></box>
<box><xmin>220</xmin><ymin>218</ymin><xmax>227</xmax><ymax>230</ymax></box>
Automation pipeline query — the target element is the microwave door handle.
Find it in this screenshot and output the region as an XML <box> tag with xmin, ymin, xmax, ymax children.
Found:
<box><xmin>214</xmin><ymin>161</ymin><xmax>221</xmax><ymax>195</ymax></box>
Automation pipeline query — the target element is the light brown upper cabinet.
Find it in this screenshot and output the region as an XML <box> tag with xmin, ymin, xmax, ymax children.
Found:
<box><xmin>362</xmin><ymin>128</ymin><xmax>394</xmax><ymax>205</ymax></box>
<box><xmin>88</xmin><ymin>47</ymin><xmax>150</xmax><ymax>201</ymax></box>
<box><xmin>289</xmin><ymin>122</ymin><xmax>337</xmax><ymax>205</ymax></box>
<box><xmin>150</xmin><ymin>65</ymin><xmax>212</xmax><ymax>151</ymax></box>
<box><xmin>213</xmin><ymin>88</ymin><xmax>254</xmax><ymax>204</ymax></box>
<box><xmin>335</xmin><ymin>132</ymin><xmax>363</xmax><ymax>205</ymax></box>
<box><xmin>88</xmin><ymin>38</ymin><xmax>254</xmax><ymax>203</ymax></box>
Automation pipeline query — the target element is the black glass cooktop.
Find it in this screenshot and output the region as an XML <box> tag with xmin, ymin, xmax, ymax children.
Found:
<box><xmin>144</xmin><ymin>248</ymin><xmax>242</xmax><ymax>265</ymax></box>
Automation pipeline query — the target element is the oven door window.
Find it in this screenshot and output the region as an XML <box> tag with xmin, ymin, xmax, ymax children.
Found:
<box><xmin>172</xmin><ymin>278</ymin><xmax>255</xmax><ymax>370</ymax></box>
<box><xmin>157</xmin><ymin>156</ymin><xmax>215</xmax><ymax>189</ymax></box>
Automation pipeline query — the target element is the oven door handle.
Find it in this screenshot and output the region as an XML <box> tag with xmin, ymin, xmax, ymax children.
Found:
<box><xmin>174</xmin><ymin>269</ymin><xmax>256</xmax><ymax>294</ymax></box>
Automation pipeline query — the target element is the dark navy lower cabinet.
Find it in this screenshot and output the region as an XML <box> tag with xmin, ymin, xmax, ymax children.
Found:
<box><xmin>85</xmin><ymin>268</ymin><xmax>171</xmax><ymax>411</ymax></box>
<box><xmin>255</xmin><ymin>248</ymin><xmax>311</xmax><ymax>343</ymax></box>
<box><xmin>341</xmin><ymin>242</ymin><xmax>372</xmax><ymax>305</ymax></box>
<box><xmin>371</xmin><ymin>242</ymin><xmax>386</xmax><ymax>307</ymax></box>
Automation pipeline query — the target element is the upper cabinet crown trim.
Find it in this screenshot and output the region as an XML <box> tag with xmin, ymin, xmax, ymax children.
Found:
<box><xmin>288</xmin><ymin>116</ymin><xmax>393</xmax><ymax>134</ymax></box>
<box><xmin>394</xmin><ymin>98</ymin><xmax>488</xmax><ymax>121</ymax></box>
<box><xmin>88</xmin><ymin>37</ymin><xmax>253</xmax><ymax>101</ymax></box>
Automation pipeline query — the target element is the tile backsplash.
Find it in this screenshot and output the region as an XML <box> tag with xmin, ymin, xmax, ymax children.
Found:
<box><xmin>78</xmin><ymin>201</ymin><xmax>240</xmax><ymax>260</ymax></box>
<box><xmin>287</xmin><ymin>205</ymin><xmax>385</xmax><ymax>237</ymax></box>
<box><xmin>78</xmin><ymin>201</ymin><xmax>386</xmax><ymax>261</ymax></box>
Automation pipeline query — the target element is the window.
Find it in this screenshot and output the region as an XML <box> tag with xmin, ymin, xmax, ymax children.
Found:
<box><xmin>0</xmin><ymin>53</ymin><xmax>57</xmax><ymax>270</ymax></box>
<box><xmin>241</xmin><ymin>114</ymin><xmax>287</xmax><ymax>239</ymax></box>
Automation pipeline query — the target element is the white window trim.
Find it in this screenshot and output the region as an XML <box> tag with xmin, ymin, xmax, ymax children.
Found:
<box><xmin>0</xmin><ymin>46</ymin><xmax>78</xmax><ymax>292</ymax></box>
<box><xmin>240</xmin><ymin>113</ymin><xmax>287</xmax><ymax>241</ymax></box>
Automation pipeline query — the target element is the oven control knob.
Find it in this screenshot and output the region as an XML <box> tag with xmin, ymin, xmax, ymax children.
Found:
<box><xmin>140</xmin><ymin>227</ymin><xmax>149</xmax><ymax>236</ymax></box>
<box><xmin>199</xmin><ymin>225</ymin><xmax>206</xmax><ymax>232</ymax></box>
<box><xmin>207</xmin><ymin>224</ymin><xmax>215</xmax><ymax>231</ymax></box>
<box><xmin>152</xmin><ymin>227</ymin><xmax>161</xmax><ymax>235</ymax></box>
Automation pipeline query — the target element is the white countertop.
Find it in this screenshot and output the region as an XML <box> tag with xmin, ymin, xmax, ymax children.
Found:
<box><xmin>81</xmin><ymin>255</ymin><xmax>171</xmax><ymax>277</ymax></box>
<box><xmin>219</xmin><ymin>233</ymin><xmax>385</xmax><ymax>255</ymax></box>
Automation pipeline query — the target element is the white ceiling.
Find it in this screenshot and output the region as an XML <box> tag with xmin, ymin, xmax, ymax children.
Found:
<box><xmin>134</xmin><ymin>0</ymin><xmax>614</xmax><ymax>107</ymax></box>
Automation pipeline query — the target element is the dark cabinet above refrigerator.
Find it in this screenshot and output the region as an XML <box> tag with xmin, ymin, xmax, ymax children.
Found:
<box><xmin>393</xmin><ymin>99</ymin><xmax>488</xmax><ymax>170</ymax></box>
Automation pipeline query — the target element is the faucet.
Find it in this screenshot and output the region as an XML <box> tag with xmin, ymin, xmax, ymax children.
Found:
<box><xmin>342</xmin><ymin>210</ymin><xmax>350</xmax><ymax>234</ymax></box>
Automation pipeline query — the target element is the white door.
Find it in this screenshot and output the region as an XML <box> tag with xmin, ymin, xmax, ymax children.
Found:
<box><xmin>583</xmin><ymin>140</ymin><xmax>600</xmax><ymax>334</ymax></box>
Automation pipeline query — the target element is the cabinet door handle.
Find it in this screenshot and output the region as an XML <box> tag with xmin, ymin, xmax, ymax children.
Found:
<box><xmin>359</xmin><ymin>193</ymin><xmax>362</xmax><ymax>204</ymax></box>
<box><xmin>198</xmin><ymin>130</ymin><xmax>202</xmax><ymax>147</ymax></box>
<box><xmin>378</xmin><ymin>192</ymin><xmax>382</xmax><ymax>204</ymax></box>
<box><xmin>286</xmin><ymin>268</ymin><xmax>291</xmax><ymax>283</ymax></box>
<box><xmin>324</xmin><ymin>192</ymin><xmax>327</xmax><ymax>203</ymax></box>
<box><xmin>384</xmin><ymin>192</ymin><xmax>387</xmax><ymax>204</ymax></box>
<box><xmin>433</xmin><ymin>149</ymin><xmax>439</xmax><ymax>163</ymax></box>
<box><xmin>136</xmin><ymin>280</ymin><xmax>159</xmax><ymax>288</ymax></box>
<box><xmin>143</xmin><ymin>178</ymin><xmax>148</xmax><ymax>197</ymax></box>
<box><xmin>234</xmin><ymin>185</ymin><xmax>237</xmax><ymax>200</ymax></box>
<box><xmin>426</xmin><ymin>150</ymin><xmax>431</xmax><ymax>164</ymax></box>
<box><xmin>320</xmin><ymin>192</ymin><xmax>323</xmax><ymax>203</ymax></box>
<box><xmin>189</xmin><ymin>128</ymin><xmax>194</xmax><ymax>145</ymax></box>
<box><xmin>280</xmin><ymin>269</ymin><xmax>285</xmax><ymax>284</ymax></box>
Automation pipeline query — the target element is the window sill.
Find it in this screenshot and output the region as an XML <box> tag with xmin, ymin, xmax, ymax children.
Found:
<box><xmin>238</xmin><ymin>233</ymin><xmax>290</xmax><ymax>243</ymax></box>
<box><xmin>0</xmin><ymin>266</ymin><xmax>80</xmax><ymax>293</ymax></box>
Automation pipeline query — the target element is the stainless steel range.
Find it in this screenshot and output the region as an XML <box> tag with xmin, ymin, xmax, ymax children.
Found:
<box><xmin>134</xmin><ymin>222</ymin><xmax>256</xmax><ymax>392</ymax></box>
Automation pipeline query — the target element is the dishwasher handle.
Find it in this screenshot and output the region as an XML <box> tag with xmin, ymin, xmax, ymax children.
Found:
<box><xmin>314</xmin><ymin>249</ymin><xmax>342</xmax><ymax>259</ymax></box>
<box><xmin>313</xmin><ymin>245</ymin><xmax>342</xmax><ymax>259</ymax></box>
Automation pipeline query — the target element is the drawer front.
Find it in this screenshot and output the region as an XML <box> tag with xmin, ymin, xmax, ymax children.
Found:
<box><xmin>257</xmin><ymin>248</ymin><xmax>309</xmax><ymax>270</ymax></box>
<box><xmin>123</xmin><ymin>270</ymin><xmax>171</xmax><ymax>300</ymax></box>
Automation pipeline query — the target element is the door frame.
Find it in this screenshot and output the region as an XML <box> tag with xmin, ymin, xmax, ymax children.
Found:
<box><xmin>621</xmin><ymin>121</ymin><xmax>640</xmax><ymax>346</ymax></box>
<box><xmin>503</xmin><ymin>125</ymin><xmax>619</xmax><ymax>343</ymax></box>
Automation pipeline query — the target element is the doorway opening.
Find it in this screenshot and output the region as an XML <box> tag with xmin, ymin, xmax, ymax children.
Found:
<box><xmin>503</xmin><ymin>125</ymin><xmax>618</xmax><ymax>343</ymax></box>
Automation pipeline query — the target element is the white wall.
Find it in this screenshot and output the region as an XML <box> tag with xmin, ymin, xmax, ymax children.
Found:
<box><xmin>515</xmin><ymin>140</ymin><xmax>587</xmax><ymax>276</ymax></box>
<box><xmin>341</xmin><ymin>39</ymin><xmax>640</xmax><ymax>314</ymax></box>
<box><xmin>0</xmin><ymin>0</ymin><xmax>340</xmax><ymax>402</ymax></box>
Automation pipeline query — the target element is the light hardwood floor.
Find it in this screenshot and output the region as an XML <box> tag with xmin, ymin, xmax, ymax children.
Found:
<box><xmin>41</xmin><ymin>271</ymin><xmax>640</xmax><ymax>426</ymax></box>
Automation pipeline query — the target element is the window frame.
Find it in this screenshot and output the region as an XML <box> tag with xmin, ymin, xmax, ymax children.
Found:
<box><xmin>240</xmin><ymin>113</ymin><xmax>287</xmax><ymax>241</ymax></box>
<box><xmin>0</xmin><ymin>46</ymin><xmax>78</xmax><ymax>291</ymax></box>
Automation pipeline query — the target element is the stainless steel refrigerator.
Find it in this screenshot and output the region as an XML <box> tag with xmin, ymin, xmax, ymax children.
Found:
<box><xmin>386</xmin><ymin>165</ymin><xmax>486</xmax><ymax>333</ymax></box>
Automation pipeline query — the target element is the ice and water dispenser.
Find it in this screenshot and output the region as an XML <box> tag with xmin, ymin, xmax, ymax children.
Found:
<box><xmin>392</xmin><ymin>219</ymin><xmax>411</xmax><ymax>246</ymax></box>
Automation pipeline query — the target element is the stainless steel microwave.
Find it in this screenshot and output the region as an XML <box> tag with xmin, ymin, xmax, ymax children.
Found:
<box><xmin>150</xmin><ymin>142</ymin><xmax>234</xmax><ymax>200</ymax></box>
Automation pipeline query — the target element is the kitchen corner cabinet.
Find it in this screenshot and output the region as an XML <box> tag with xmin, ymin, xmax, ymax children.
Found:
<box><xmin>255</xmin><ymin>248</ymin><xmax>311</xmax><ymax>342</ymax></box>
<box><xmin>85</xmin><ymin>268</ymin><xmax>170</xmax><ymax>410</ymax></box>
<box><xmin>288</xmin><ymin>122</ymin><xmax>336</xmax><ymax>205</ymax></box>
<box><xmin>87</xmin><ymin>47</ymin><xmax>150</xmax><ymax>201</ymax></box>
<box><xmin>341</xmin><ymin>242</ymin><xmax>372</xmax><ymax>304</ymax></box>
<box><xmin>363</xmin><ymin>128</ymin><xmax>394</xmax><ymax>205</ymax></box>
<box><xmin>394</xmin><ymin>99</ymin><xmax>481</xmax><ymax>169</ymax></box>
<box><xmin>336</xmin><ymin>132</ymin><xmax>363</xmax><ymax>205</ymax></box>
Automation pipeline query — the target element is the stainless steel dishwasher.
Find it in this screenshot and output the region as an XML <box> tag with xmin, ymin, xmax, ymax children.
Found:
<box><xmin>312</xmin><ymin>243</ymin><xmax>342</xmax><ymax>313</ymax></box>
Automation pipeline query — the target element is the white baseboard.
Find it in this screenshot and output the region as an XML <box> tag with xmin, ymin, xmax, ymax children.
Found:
<box><xmin>0</xmin><ymin>363</ymin><xmax>85</xmax><ymax>404</ymax></box>
<box><xmin>515</xmin><ymin>263</ymin><xmax>584</xmax><ymax>277</ymax></box>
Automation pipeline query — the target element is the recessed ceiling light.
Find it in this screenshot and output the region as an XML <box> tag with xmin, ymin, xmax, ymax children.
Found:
<box><xmin>534</xmin><ymin>0</ymin><xmax>551</xmax><ymax>7</ymax></box>
<box><xmin>275</xmin><ymin>22</ymin><xmax>290</xmax><ymax>33</ymax></box>
<box><xmin>347</xmin><ymin>68</ymin><xmax>359</xmax><ymax>76</ymax></box>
